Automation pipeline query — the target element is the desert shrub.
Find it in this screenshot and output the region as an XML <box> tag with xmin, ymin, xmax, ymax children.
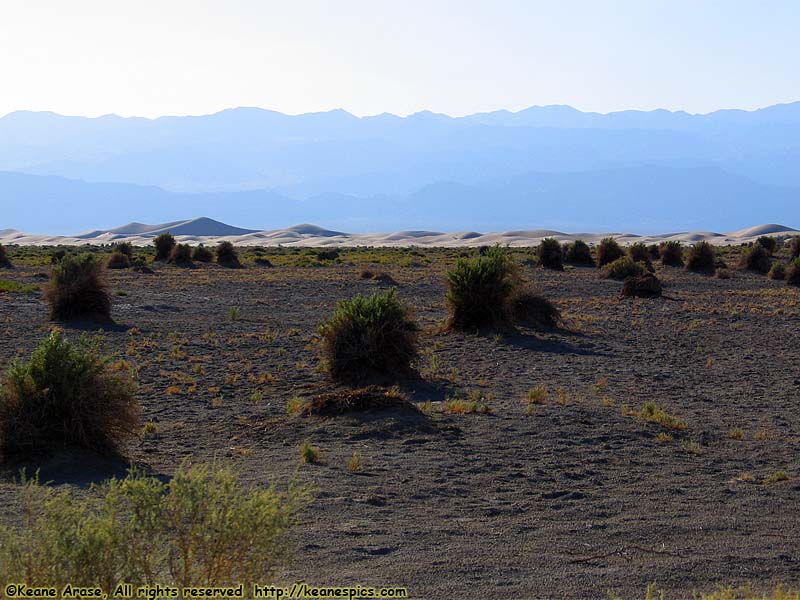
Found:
<box><xmin>768</xmin><ymin>262</ymin><xmax>787</xmax><ymax>280</ymax></box>
<box><xmin>659</xmin><ymin>241</ymin><xmax>684</xmax><ymax>267</ymax></box>
<box><xmin>790</xmin><ymin>236</ymin><xmax>800</xmax><ymax>259</ymax></box>
<box><xmin>596</xmin><ymin>237</ymin><xmax>624</xmax><ymax>267</ymax></box>
<box><xmin>316</xmin><ymin>249</ymin><xmax>340</xmax><ymax>261</ymax></box>
<box><xmin>44</xmin><ymin>253</ymin><xmax>111</xmax><ymax>321</ymax></box>
<box><xmin>254</xmin><ymin>257</ymin><xmax>273</xmax><ymax>267</ymax></box>
<box><xmin>293</xmin><ymin>386</ymin><xmax>420</xmax><ymax>416</ymax></box>
<box><xmin>0</xmin><ymin>243</ymin><xmax>11</xmax><ymax>268</ymax></box>
<box><xmin>786</xmin><ymin>259</ymin><xmax>800</xmax><ymax>286</ymax></box>
<box><xmin>685</xmin><ymin>241</ymin><xmax>716</xmax><ymax>273</ymax></box>
<box><xmin>359</xmin><ymin>270</ymin><xmax>398</xmax><ymax>285</ymax></box>
<box><xmin>756</xmin><ymin>235</ymin><xmax>777</xmax><ymax>255</ymax></box>
<box><xmin>107</xmin><ymin>251</ymin><xmax>131</xmax><ymax>269</ymax></box>
<box><xmin>536</xmin><ymin>238</ymin><xmax>564</xmax><ymax>271</ymax></box>
<box><xmin>319</xmin><ymin>289</ymin><xmax>417</xmax><ymax>381</ymax></box>
<box><xmin>647</xmin><ymin>244</ymin><xmax>660</xmax><ymax>260</ymax></box>
<box><xmin>169</xmin><ymin>243</ymin><xmax>194</xmax><ymax>266</ymax></box>
<box><xmin>627</xmin><ymin>242</ymin><xmax>654</xmax><ymax>271</ymax></box>
<box><xmin>600</xmin><ymin>256</ymin><xmax>647</xmax><ymax>280</ymax></box>
<box><xmin>622</xmin><ymin>273</ymin><xmax>662</xmax><ymax>298</ymax></box>
<box><xmin>113</xmin><ymin>241</ymin><xmax>133</xmax><ymax>258</ymax></box>
<box><xmin>564</xmin><ymin>239</ymin><xmax>594</xmax><ymax>266</ymax></box>
<box><xmin>445</xmin><ymin>246</ymin><xmax>518</xmax><ymax>330</ymax></box>
<box><xmin>50</xmin><ymin>249</ymin><xmax>67</xmax><ymax>264</ymax></box>
<box><xmin>715</xmin><ymin>268</ymin><xmax>731</xmax><ymax>279</ymax></box>
<box><xmin>216</xmin><ymin>241</ymin><xmax>242</xmax><ymax>268</ymax></box>
<box><xmin>0</xmin><ymin>331</ymin><xmax>138</xmax><ymax>457</ymax></box>
<box><xmin>192</xmin><ymin>244</ymin><xmax>213</xmax><ymax>263</ymax></box>
<box><xmin>738</xmin><ymin>244</ymin><xmax>771</xmax><ymax>273</ymax></box>
<box><xmin>153</xmin><ymin>232</ymin><xmax>176</xmax><ymax>261</ymax></box>
<box><xmin>507</xmin><ymin>288</ymin><xmax>562</xmax><ymax>328</ymax></box>
<box><xmin>0</xmin><ymin>462</ymin><xmax>307</xmax><ymax>589</ymax></box>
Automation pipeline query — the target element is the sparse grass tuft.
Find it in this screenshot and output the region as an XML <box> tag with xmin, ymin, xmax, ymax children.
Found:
<box><xmin>319</xmin><ymin>289</ymin><xmax>417</xmax><ymax>381</ymax></box>
<box><xmin>0</xmin><ymin>331</ymin><xmax>139</xmax><ymax>458</ymax></box>
<box><xmin>44</xmin><ymin>253</ymin><xmax>111</xmax><ymax>322</ymax></box>
<box><xmin>347</xmin><ymin>450</ymin><xmax>362</xmax><ymax>472</ymax></box>
<box><xmin>299</xmin><ymin>440</ymin><xmax>320</xmax><ymax>463</ymax></box>
<box><xmin>0</xmin><ymin>279</ymin><xmax>38</xmax><ymax>293</ymax></box>
<box><xmin>763</xmin><ymin>470</ymin><xmax>789</xmax><ymax>485</ymax></box>
<box><xmin>728</xmin><ymin>427</ymin><xmax>744</xmax><ymax>440</ymax></box>
<box><xmin>636</xmin><ymin>401</ymin><xmax>686</xmax><ymax>430</ymax></box>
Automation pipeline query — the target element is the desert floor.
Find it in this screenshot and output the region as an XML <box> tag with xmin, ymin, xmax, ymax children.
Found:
<box><xmin>0</xmin><ymin>253</ymin><xmax>799</xmax><ymax>599</ymax></box>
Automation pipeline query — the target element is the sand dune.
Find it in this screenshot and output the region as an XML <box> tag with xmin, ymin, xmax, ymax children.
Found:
<box><xmin>1</xmin><ymin>218</ymin><xmax>797</xmax><ymax>247</ymax></box>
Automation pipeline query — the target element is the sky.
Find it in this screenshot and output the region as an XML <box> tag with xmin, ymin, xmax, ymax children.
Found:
<box><xmin>1</xmin><ymin>0</ymin><xmax>799</xmax><ymax>119</ymax></box>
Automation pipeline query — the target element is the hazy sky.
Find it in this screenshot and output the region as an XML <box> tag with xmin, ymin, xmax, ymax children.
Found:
<box><xmin>2</xmin><ymin>0</ymin><xmax>798</xmax><ymax>118</ymax></box>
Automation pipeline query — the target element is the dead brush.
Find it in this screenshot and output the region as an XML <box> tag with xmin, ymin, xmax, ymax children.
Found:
<box><xmin>507</xmin><ymin>287</ymin><xmax>562</xmax><ymax>329</ymax></box>
<box><xmin>293</xmin><ymin>386</ymin><xmax>420</xmax><ymax>416</ymax></box>
<box><xmin>44</xmin><ymin>253</ymin><xmax>112</xmax><ymax>322</ymax></box>
<box><xmin>359</xmin><ymin>269</ymin><xmax>398</xmax><ymax>285</ymax></box>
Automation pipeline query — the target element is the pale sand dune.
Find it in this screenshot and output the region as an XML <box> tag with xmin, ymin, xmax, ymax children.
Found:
<box><xmin>1</xmin><ymin>219</ymin><xmax>797</xmax><ymax>248</ymax></box>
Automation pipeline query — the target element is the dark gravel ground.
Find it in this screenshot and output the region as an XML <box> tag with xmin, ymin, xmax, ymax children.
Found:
<box><xmin>0</xmin><ymin>259</ymin><xmax>799</xmax><ymax>599</ymax></box>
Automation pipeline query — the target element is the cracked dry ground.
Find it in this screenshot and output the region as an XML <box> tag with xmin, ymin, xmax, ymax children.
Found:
<box><xmin>0</xmin><ymin>260</ymin><xmax>798</xmax><ymax>599</ymax></box>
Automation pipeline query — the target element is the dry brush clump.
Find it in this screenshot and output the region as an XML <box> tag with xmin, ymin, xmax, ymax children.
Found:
<box><xmin>621</xmin><ymin>273</ymin><xmax>662</xmax><ymax>298</ymax></box>
<box><xmin>319</xmin><ymin>289</ymin><xmax>417</xmax><ymax>382</ymax></box>
<box><xmin>738</xmin><ymin>244</ymin><xmax>771</xmax><ymax>273</ymax></box>
<box><xmin>790</xmin><ymin>236</ymin><xmax>800</xmax><ymax>259</ymax></box>
<box><xmin>685</xmin><ymin>241</ymin><xmax>716</xmax><ymax>273</ymax></box>
<box><xmin>169</xmin><ymin>243</ymin><xmax>194</xmax><ymax>266</ymax></box>
<box><xmin>0</xmin><ymin>243</ymin><xmax>13</xmax><ymax>268</ymax></box>
<box><xmin>537</xmin><ymin>238</ymin><xmax>564</xmax><ymax>270</ymax></box>
<box><xmin>0</xmin><ymin>462</ymin><xmax>308</xmax><ymax>589</ymax></box>
<box><xmin>291</xmin><ymin>386</ymin><xmax>420</xmax><ymax>416</ymax></box>
<box><xmin>563</xmin><ymin>239</ymin><xmax>594</xmax><ymax>266</ymax></box>
<box><xmin>627</xmin><ymin>242</ymin><xmax>654</xmax><ymax>271</ymax></box>
<box><xmin>107</xmin><ymin>251</ymin><xmax>131</xmax><ymax>269</ymax></box>
<box><xmin>596</xmin><ymin>237</ymin><xmax>624</xmax><ymax>267</ymax></box>
<box><xmin>0</xmin><ymin>331</ymin><xmax>139</xmax><ymax>458</ymax></box>
<box><xmin>507</xmin><ymin>287</ymin><xmax>562</xmax><ymax>328</ymax></box>
<box><xmin>768</xmin><ymin>262</ymin><xmax>787</xmax><ymax>280</ymax></box>
<box><xmin>445</xmin><ymin>246</ymin><xmax>518</xmax><ymax>330</ymax></box>
<box><xmin>153</xmin><ymin>232</ymin><xmax>176</xmax><ymax>261</ymax></box>
<box><xmin>216</xmin><ymin>241</ymin><xmax>242</xmax><ymax>268</ymax></box>
<box><xmin>44</xmin><ymin>253</ymin><xmax>112</xmax><ymax>322</ymax></box>
<box><xmin>192</xmin><ymin>244</ymin><xmax>214</xmax><ymax>263</ymax></box>
<box><xmin>600</xmin><ymin>256</ymin><xmax>647</xmax><ymax>280</ymax></box>
<box><xmin>659</xmin><ymin>241</ymin><xmax>684</xmax><ymax>267</ymax></box>
<box><xmin>756</xmin><ymin>235</ymin><xmax>777</xmax><ymax>255</ymax></box>
<box><xmin>786</xmin><ymin>259</ymin><xmax>800</xmax><ymax>286</ymax></box>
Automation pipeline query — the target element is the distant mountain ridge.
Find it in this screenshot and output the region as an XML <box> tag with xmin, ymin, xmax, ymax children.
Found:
<box><xmin>1</xmin><ymin>102</ymin><xmax>799</xmax><ymax>232</ymax></box>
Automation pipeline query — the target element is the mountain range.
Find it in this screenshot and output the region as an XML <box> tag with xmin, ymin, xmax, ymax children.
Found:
<box><xmin>2</xmin><ymin>102</ymin><xmax>799</xmax><ymax>234</ymax></box>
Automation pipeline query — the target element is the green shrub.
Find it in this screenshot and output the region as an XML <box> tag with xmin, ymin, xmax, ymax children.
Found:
<box><xmin>217</xmin><ymin>241</ymin><xmax>242</xmax><ymax>268</ymax></box>
<box><xmin>0</xmin><ymin>331</ymin><xmax>138</xmax><ymax>457</ymax></box>
<box><xmin>685</xmin><ymin>241</ymin><xmax>716</xmax><ymax>273</ymax></box>
<box><xmin>786</xmin><ymin>259</ymin><xmax>800</xmax><ymax>286</ymax></box>
<box><xmin>536</xmin><ymin>238</ymin><xmax>563</xmax><ymax>271</ymax></box>
<box><xmin>445</xmin><ymin>246</ymin><xmax>518</xmax><ymax>330</ymax></box>
<box><xmin>507</xmin><ymin>288</ymin><xmax>562</xmax><ymax>328</ymax></box>
<box><xmin>107</xmin><ymin>251</ymin><xmax>131</xmax><ymax>269</ymax></box>
<box><xmin>44</xmin><ymin>253</ymin><xmax>111</xmax><ymax>321</ymax></box>
<box><xmin>0</xmin><ymin>462</ymin><xmax>308</xmax><ymax>588</ymax></box>
<box><xmin>756</xmin><ymin>235</ymin><xmax>777</xmax><ymax>255</ymax></box>
<box><xmin>768</xmin><ymin>262</ymin><xmax>786</xmax><ymax>280</ymax></box>
<box><xmin>113</xmin><ymin>242</ymin><xmax>134</xmax><ymax>258</ymax></box>
<box><xmin>627</xmin><ymin>242</ymin><xmax>654</xmax><ymax>271</ymax></box>
<box><xmin>0</xmin><ymin>243</ymin><xmax>12</xmax><ymax>268</ymax></box>
<box><xmin>564</xmin><ymin>240</ymin><xmax>594</xmax><ymax>266</ymax></box>
<box><xmin>600</xmin><ymin>256</ymin><xmax>647</xmax><ymax>280</ymax></box>
<box><xmin>659</xmin><ymin>241</ymin><xmax>684</xmax><ymax>267</ymax></box>
<box><xmin>169</xmin><ymin>243</ymin><xmax>194</xmax><ymax>266</ymax></box>
<box><xmin>790</xmin><ymin>236</ymin><xmax>800</xmax><ymax>259</ymax></box>
<box><xmin>319</xmin><ymin>289</ymin><xmax>417</xmax><ymax>381</ymax></box>
<box><xmin>596</xmin><ymin>237</ymin><xmax>623</xmax><ymax>267</ymax></box>
<box><xmin>738</xmin><ymin>244</ymin><xmax>771</xmax><ymax>273</ymax></box>
<box><xmin>153</xmin><ymin>232</ymin><xmax>176</xmax><ymax>261</ymax></box>
<box><xmin>192</xmin><ymin>244</ymin><xmax>213</xmax><ymax>263</ymax></box>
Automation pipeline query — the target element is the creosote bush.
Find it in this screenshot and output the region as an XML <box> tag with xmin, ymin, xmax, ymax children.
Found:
<box><xmin>0</xmin><ymin>331</ymin><xmax>139</xmax><ymax>457</ymax></box>
<box><xmin>600</xmin><ymin>256</ymin><xmax>647</xmax><ymax>280</ymax></box>
<box><xmin>596</xmin><ymin>237</ymin><xmax>624</xmax><ymax>267</ymax></box>
<box><xmin>319</xmin><ymin>289</ymin><xmax>417</xmax><ymax>381</ymax></box>
<box><xmin>537</xmin><ymin>238</ymin><xmax>564</xmax><ymax>271</ymax></box>
<box><xmin>738</xmin><ymin>244</ymin><xmax>771</xmax><ymax>274</ymax></box>
<box><xmin>0</xmin><ymin>243</ymin><xmax>12</xmax><ymax>268</ymax></box>
<box><xmin>768</xmin><ymin>262</ymin><xmax>786</xmax><ymax>280</ymax></box>
<box><xmin>107</xmin><ymin>251</ymin><xmax>131</xmax><ymax>269</ymax></box>
<box><xmin>169</xmin><ymin>243</ymin><xmax>194</xmax><ymax>266</ymax></box>
<box><xmin>659</xmin><ymin>241</ymin><xmax>684</xmax><ymax>267</ymax></box>
<box><xmin>192</xmin><ymin>244</ymin><xmax>213</xmax><ymax>263</ymax></box>
<box><xmin>44</xmin><ymin>253</ymin><xmax>111</xmax><ymax>321</ymax></box>
<box><xmin>685</xmin><ymin>241</ymin><xmax>716</xmax><ymax>273</ymax></box>
<box><xmin>0</xmin><ymin>463</ymin><xmax>308</xmax><ymax>589</ymax></box>
<box><xmin>445</xmin><ymin>246</ymin><xmax>518</xmax><ymax>330</ymax></box>
<box><xmin>564</xmin><ymin>239</ymin><xmax>594</xmax><ymax>266</ymax></box>
<box><xmin>756</xmin><ymin>235</ymin><xmax>777</xmax><ymax>255</ymax></box>
<box><xmin>216</xmin><ymin>241</ymin><xmax>242</xmax><ymax>268</ymax></box>
<box><xmin>153</xmin><ymin>232</ymin><xmax>176</xmax><ymax>261</ymax></box>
